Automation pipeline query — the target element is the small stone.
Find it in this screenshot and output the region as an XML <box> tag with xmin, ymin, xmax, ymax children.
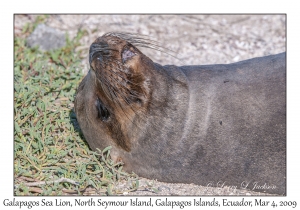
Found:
<box><xmin>233</xmin><ymin>55</ymin><xmax>240</xmax><ymax>62</ymax></box>
<box><xmin>26</xmin><ymin>24</ymin><xmax>66</xmax><ymax>51</ymax></box>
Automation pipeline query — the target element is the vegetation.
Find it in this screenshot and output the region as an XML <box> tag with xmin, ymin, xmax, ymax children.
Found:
<box><xmin>14</xmin><ymin>16</ymin><xmax>138</xmax><ymax>195</ymax></box>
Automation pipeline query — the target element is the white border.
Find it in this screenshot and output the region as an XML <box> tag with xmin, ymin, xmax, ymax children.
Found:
<box><xmin>2</xmin><ymin>1</ymin><xmax>299</xmax><ymax>209</ymax></box>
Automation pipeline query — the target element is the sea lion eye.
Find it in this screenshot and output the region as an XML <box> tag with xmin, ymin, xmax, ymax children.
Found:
<box><xmin>122</xmin><ymin>49</ymin><xmax>136</xmax><ymax>63</ymax></box>
<box><xmin>96</xmin><ymin>97</ymin><xmax>110</xmax><ymax>121</ymax></box>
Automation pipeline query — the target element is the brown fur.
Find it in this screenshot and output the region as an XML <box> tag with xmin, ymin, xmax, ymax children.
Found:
<box><xmin>75</xmin><ymin>33</ymin><xmax>286</xmax><ymax>195</ymax></box>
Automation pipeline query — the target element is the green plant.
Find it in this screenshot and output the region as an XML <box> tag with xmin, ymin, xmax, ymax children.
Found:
<box><xmin>14</xmin><ymin>20</ymin><xmax>137</xmax><ymax>195</ymax></box>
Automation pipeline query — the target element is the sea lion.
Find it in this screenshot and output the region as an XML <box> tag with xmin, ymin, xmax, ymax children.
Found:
<box><xmin>74</xmin><ymin>32</ymin><xmax>286</xmax><ymax>195</ymax></box>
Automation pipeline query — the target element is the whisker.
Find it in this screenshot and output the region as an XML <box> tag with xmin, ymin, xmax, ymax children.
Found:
<box><xmin>102</xmin><ymin>32</ymin><xmax>183</xmax><ymax>63</ymax></box>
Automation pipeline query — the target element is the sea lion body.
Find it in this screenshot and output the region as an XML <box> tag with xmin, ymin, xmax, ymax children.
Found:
<box><xmin>75</xmin><ymin>33</ymin><xmax>286</xmax><ymax>195</ymax></box>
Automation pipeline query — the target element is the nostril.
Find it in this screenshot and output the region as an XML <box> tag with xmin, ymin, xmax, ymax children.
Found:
<box><xmin>96</xmin><ymin>56</ymin><xmax>103</xmax><ymax>62</ymax></box>
<box><xmin>89</xmin><ymin>42</ymin><xmax>110</xmax><ymax>65</ymax></box>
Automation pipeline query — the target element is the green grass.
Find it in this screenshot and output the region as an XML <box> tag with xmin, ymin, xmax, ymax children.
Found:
<box><xmin>14</xmin><ymin>18</ymin><xmax>138</xmax><ymax>195</ymax></box>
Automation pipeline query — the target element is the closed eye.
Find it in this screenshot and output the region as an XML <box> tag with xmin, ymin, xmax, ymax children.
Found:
<box><xmin>122</xmin><ymin>49</ymin><xmax>136</xmax><ymax>63</ymax></box>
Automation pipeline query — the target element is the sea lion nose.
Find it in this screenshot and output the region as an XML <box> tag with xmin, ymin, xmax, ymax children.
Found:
<box><xmin>89</xmin><ymin>43</ymin><xmax>100</xmax><ymax>65</ymax></box>
<box><xmin>89</xmin><ymin>42</ymin><xmax>110</xmax><ymax>65</ymax></box>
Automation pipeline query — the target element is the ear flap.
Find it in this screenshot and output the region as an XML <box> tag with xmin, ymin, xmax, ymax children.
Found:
<box><xmin>96</xmin><ymin>97</ymin><xmax>110</xmax><ymax>121</ymax></box>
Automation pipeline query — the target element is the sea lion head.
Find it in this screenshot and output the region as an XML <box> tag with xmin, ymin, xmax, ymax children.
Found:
<box><xmin>89</xmin><ymin>32</ymin><xmax>154</xmax><ymax>107</ymax></box>
<box><xmin>75</xmin><ymin>33</ymin><xmax>162</xmax><ymax>154</ymax></box>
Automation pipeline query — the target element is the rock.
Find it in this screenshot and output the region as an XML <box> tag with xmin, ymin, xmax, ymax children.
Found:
<box><xmin>26</xmin><ymin>24</ymin><xmax>66</xmax><ymax>51</ymax></box>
